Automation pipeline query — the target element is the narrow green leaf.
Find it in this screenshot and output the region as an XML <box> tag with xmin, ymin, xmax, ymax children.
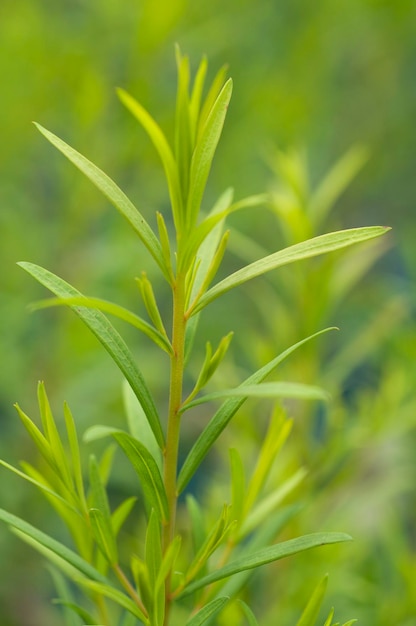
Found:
<box><xmin>244</xmin><ymin>408</ymin><xmax>292</xmax><ymax>514</ymax></box>
<box><xmin>122</xmin><ymin>380</ymin><xmax>162</xmax><ymax>471</ymax></box>
<box><xmin>186</xmin><ymin>495</ymin><xmax>206</xmax><ymax>557</ymax></box>
<box><xmin>218</xmin><ymin>505</ymin><xmax>301</xmax><ymax>601</ymax></box>
<box><xmin>189</xmin><ymin>55</ymin><xmax>208</xmax><ymax>143</ymax></box>
<box><xmin>33</xmin><ymin>295</ymin><xmax>173</xmax><ymax>355</ymax></box>
<box><xmin>135</xmin><ymin>273</ymin><xmax>169</xmax><ymax>339</ymax></box>
<box><xmin>112</xmin><ymin>496</ymin><xmax>137</xmax><ymax>537</ymax></box>
<box><xmin>240</xmin><ymin>467</ymin><xmax>307</xmax><ymax>539</ymax></box>
<box><xmin>156</xmin><ymin>211</ymin><xmax>174</xmax><ymax>283</ymax></box>
<box><xmin>49</xmin><ymin>566</ymin><xmax>93</xmax><ymax>626</ymax></box>
<box><xmin>89</xmin><ymin>508</ymin><xmax>118</xmax><ymax>565</ymax></box>
<box><xmin>185</xmin><ymin>597</ymin><xmax>229</xmax><ymax>626</ymax></box>
<box><xmin>37</xmin><ymin>382</ymin><xmax>73</xmax><ymax>489</ymax></box>
<box><xmin>189</xmin><ymin>187</ymin><xmax>233</xmax><ymax>300</ymax></box>
<box><xmin>186</xmin><ymin>79</ymin><xmax>233</xmax><ymax>228</ymax></box>
<box><xmin>113</xmin><ymin>432</ymin><xmax>168</xmax><ymax>523</ymax></box>
<box><xmin>238</xmin><ymin>601</ymin><xmax>259</xmax><ymax>626</ymax></box>
<box><xmin>181</xmin><ymin>382</ymin><xmax>329</xmax><ymax>412</ymax></box>
<box><xmin>0</xmin><ymin>508</ymin><xmax>107</xmax><ymax>582</ymax></box>
<box><xmin>52</xmin><ymin>599</ymin><xmax>99</xmax><ymax>625</ymax></box>
<box><xmin>309</xmin><ymin>145</ymin><xmax>369</xmax><ymax>227</ymax></box>
<box><xmin>145</xmin><ymin>510</ymin><xmax>162</xmax><ymax>588</ymax></box>
<box><xmin>88</xmin><ymin>456</ymin><xmax>118</xmax><ymax>564</ymax></box>
<box><xmin>0</xmin><ymin>460</ymin><xmax>78</xmax><ymax>515</ymax></box>
<box><xmin>63</xmin><ymin>402</ymin><xmax>87</xmax><ymax>511</ymax></box>
<box><xmin>184</xmin><ymin>505</ymin><xmax>235</xmax><ymax>587</ymax></box>
<box><xmin>18</xmin><ymin>262</ymin><xmax>164</xmax><ymax>449</ymax></box>
<box><xmin>177</xmin><ymin>328</ymin><xmax>336</xmax><ymax>493</ymax></box>
<box><xmin>178</xmin><ymin>533</ymin><xmax>352</xmax><ymax>598</ymax></box>
<box><xmin>296</xmin><ymin>575</ymin><xmax>328</xmax><ymax>626</ymax></box>
<box><xmin>174</xmin><ymin>46</ymin><xmax>192</xmax><ymax>203</ymax></box>
<box><xmin>77</xmin><ymin>578</ymin><xmax>148</xmax><ymax>622</ymax></box>
<box><xmin>323</xmin><ymin>608</ymin><xmax>335</xmax><ymax>626</ymax></box>
<box><xmin>145</xmin><ymin>510</ymin><xmax>164</xmax><ymax>626</ymax></box>
<box><xmin>229</xmin><ymin>448</ymin><xmax>246</xmax><ymax>526</ymax></box>
<box><xmin>193</xmin><ymin>227</ymin><xmax>390</xmax><ymax>314</ymax></box>
<box><xmin>34</xmin><ymin>122</ymin><xmax>168</xmax><ymax>280</ymax></box>
<box><xmin>198</xmin><ymin>64</ymin><xmax>229</xmax><ymax>140</ymax></box>
<box><xmin>117</xmin><ymin>87</ymin><xmax>182</xmax><ymax>231</ymax></box>
<box><xmin>155</xmin><ymin>535</ymin><xmax>182</xmax><ymax>591</ymax></box>
<box><xmin>14</xmin><ymin>402</ymin><xmax>55</xmax><ymax>467</ymax></box>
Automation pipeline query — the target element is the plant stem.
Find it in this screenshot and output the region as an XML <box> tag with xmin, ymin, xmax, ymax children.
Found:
<box><xmin>163</xmin><ymin>269</ymin><xmax>187</xmax><ymax>623</ymax></box>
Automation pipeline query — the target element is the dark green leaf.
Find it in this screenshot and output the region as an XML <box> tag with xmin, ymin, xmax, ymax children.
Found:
<box><xmin>113</xmin><ymin>432</ymin><xmax>168</xmax><ymax>523</ymax></box>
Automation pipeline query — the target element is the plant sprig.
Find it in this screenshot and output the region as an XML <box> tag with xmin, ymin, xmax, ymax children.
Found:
<box><xmin>1</xmin><ymin>50</ymin><xmax>390</xmax><ymax>625</ymax></box>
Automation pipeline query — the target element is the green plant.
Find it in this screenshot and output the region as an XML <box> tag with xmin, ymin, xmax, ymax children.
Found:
<box><xmin>0</xmin><ymin>50</ymin><xmax>389</xmax><ymax>626</ymax></box>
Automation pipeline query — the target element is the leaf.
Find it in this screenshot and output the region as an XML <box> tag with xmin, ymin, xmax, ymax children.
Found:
<box><xmin>117</xmin><ymin>87</ymin><xmax>182</xmax><ymax>231</ymax></box>
<box><xmin>186</xmin><ymin>79</ymin><xmax>233</xmax><ymax>228</ymax></box>
<box><xmin>48</xmin><ymin>566</ymin><xmax>87</xmax><ymax>626</ymax></box>
<box><xmin>18</xmin><ymin>262</ymin><xmax>164</xmax><ymax>449</ymax></box>
<box><xmin>63</xmin><ymin>402</ymin><xmax>87</xmax><ymax>511</ymax></box>
<box><xmin>122</xmin><ymin>380</ymin><xmax>162</xmax><ymax>471</ymax></box>
<box><xmin>183</xmin><ymin>505</ymin><xmax>235</xmax><ymax>587</ymax></box>
<box><xmin>0</xmin><ymin>459</ymin><xmax>78</xmax><ymax>515</ymax></box>
<box><xmin>296</xmin><ymin>575</ymin><xmax>328</xmax><ymax>626</ymax></box>
<box><xmin>185</xmin><ymin>597</ymin><xmax>229</xmax><ymax>626</ymax></box>
<box><xmin>243</xmin><ymin>408</ymin><xmax>292</xmax><ymax>514</ymax></box>
<box><xmin>32</xmin><ymin>295</ymin><xmax>173</xmax><ymax>355</ymax></box>
<box><xmin>34</xmin><ymin>123</ymin><xmax>168</xmax><ymax>280</ymax></box>
<box><xmin>113</xmin><ymin>432</ymin><xmax>168</xmax><ymax>523</ymax></box>
<box><xmin>14</xmin><ymin>402</ymin><xmax>55</xmax><ymax>468</ymax></box>
<box><xmin>323</xmin><ymin>608</ymin><xmax>335</xmax><ymax>626</ymax></box>
<box><xmin>177</xmin><ymin>327</ymin><xmax>336</xmax><ymax>494</ymax></box>
<box><xmin>189</xmin><ymin>55</ymin><xmax>208</xmax><ymax>143</ymax></box>
<box><xmin>77</xmin><ymin>578</ymin><xmax>148</xmax><ymax>622</ymax></box>
<box><xmin>188</xmin><ymin>332</ymin><xmax>234</xmax><ymax>401</ymax></box>
<box><xmin>145</xmin><ymin>510</ymin><xmax>163</xmax><ymax>588</ymax></box>
<box><xmin>309</xmin><ymin>145</ymin><xmax>369</xmax><ymax>227</ymax></box>
<box><xmin>217</xmin><ymin>505</ymin><xmax>301</xmax><ymax>601</ymax></box>
<box><xmin>237</xmin><ymin>601</ymin><xmax>259</xmax><ymax>626</ymax></box>
<box><xmin>89</xmin><ymin>508</ymin><xmax>118</xmax><ymax>566</ymax></box>
<box><xmin>37</xmin><ymin>382</ymin><xmax>73</xmax><ymax>489</ymax></box>
<box><xmin>192</xmin><ymin>227</ymin><xmax>390</xmax><ymax>314</ymax></box>
<box><xmin>52</xmin><ymin>599</ymin><xmax>99</xmax><ymax>625</ymax></box>
<box><xmin>229</xmin><ymin>448</ymin><xmax>246</xmax><ymax>527</ymax></box>
<box><xmin>155</xmin><ymin>534</ymin><xmax>182</xmax><ymax>591</ymax></box>
<box><xmin>88</xmin><ymin>455</ymin><xmax>117</xmax><ymax>564</ymax></box>
<box><xmin>174</xmin><ymin>46</ymin><xmax>192</xmax><ymax>203</ymax></box>
<box><xmin>240</xmin><ymin>467</ymin><xmax>307</xmax><ymax>539</ymax></box>
<box><xmin>198</xmin><ymin>64</ymin><xmax>229</xmax><ymax>140</ymax></box>
<box><xmin>145</xmin><ymin>510</ymin><xmax>164</xmax><ymax>626</ymax></box>
<box><xmin>0</xmin><ymin>508</ymin><xmax>107</xmax><ymax>582</ymax></box>
<box><xmin>112</xmin><ymin>496</ymin><xmax>137</xmax><ymax>537</ymax></box>
<box><xmin>178</xmin><ymin>533</ymin><xmax>352</xmax><ymax>598</ymax></box>
<box><xmin>181</xmin><ymin>382</ymin><xmax>329</xmax><ymax>413</ymax></box>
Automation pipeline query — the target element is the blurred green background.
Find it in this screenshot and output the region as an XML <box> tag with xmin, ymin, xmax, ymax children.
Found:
<box><xmin>0</xmin><ymin>1</ymin><xmax>415</xmax><ymax>624</ymax></box>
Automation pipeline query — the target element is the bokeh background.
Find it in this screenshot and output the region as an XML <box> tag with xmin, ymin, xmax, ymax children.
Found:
<box><xmin>0</xmin><ymin>1</ymin><xmax>415</xmax><ymax>625</ymax></box>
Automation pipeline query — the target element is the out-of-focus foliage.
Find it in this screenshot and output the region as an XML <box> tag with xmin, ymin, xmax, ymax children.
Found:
<box><xmin>0</xmin><ymin>1</ymin><xmax>414</xmax><ymax>625</ymax></box>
